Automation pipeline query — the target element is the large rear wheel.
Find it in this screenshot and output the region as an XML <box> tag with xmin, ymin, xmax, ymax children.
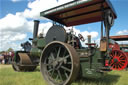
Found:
<box><xmin>40</xmin><ymin>41</ymin><xmax>80</xmax><ymax>85</ymax></box>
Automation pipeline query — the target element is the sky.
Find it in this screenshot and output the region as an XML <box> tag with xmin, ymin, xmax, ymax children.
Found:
<box><xmin>0</xmin><ymin>0</ymin><xmax>128</xmax><ymax>51</ymax></box>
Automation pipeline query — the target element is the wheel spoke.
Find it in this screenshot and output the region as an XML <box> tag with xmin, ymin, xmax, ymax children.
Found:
<box><xmin>120</xmin><ymin>59</ymin><xmax>125</xmax><ymax>62</ymax></box>
<box><xmin>45</xmin><ymin>63</ymin><xmax>52</xmax><ymax>66</ymax></box>
<box><xmin>50</xmin><ymin>52</ymin><xmax>55</xmax><ymax>60</ymax></box>
<box><xmin>117</xmin><ymin>52</ymin><xmax>119</xmax><ymax>57</ymax></box>
<box><xmin>51</xmin><ymin>69</ymin><xmax>55</xmax><ymax>77</ymax></box>
<box><xmin>57</xmin><ymin>47</ymin><xmax>61</xmax><ymax>59</ymax></box>
<box><xmin>119</xmin><ymin>57</ymin><xmax>125</xmax><ymax>60</ymax></box>
<box><xmin>113</xmin><ymin>52</ymin><xmax>115</xmax><ymax>56</ymax></box>
<box><xmin>63</xmin><ymin>49</ymin><xmax>67</xmax><ymax>57</ymax></box>
<box><xmin>65</xmin><ymin>72</ymin><xmax>69</xmax><ymax>79</ymax></box>
<box><xmin>48</xmin><ymin>69</ymin><xmax>53</xmax><ymax>73</ymax></box>
<box><xmin>67</xmin><ymin>62</ymin><xmax>72</xmax><ymax>64</ymax></box>
<box><xmin>55</xmin><ymin>75</ymin><xmax>59</xmax><ymax>81</ymax></box>
<box><xmin>118</xmin><ymin>63</ymin><xmax>121</xmax><ymax>68</ymax></box>
<box><xmin>116</xmin><ymin>63</ymin><xmax>118</xmax><ymax>69</ymax></box>
<box><xmin>119</xmin><ymin>62</ymin><xmax>124</xmax><ymax>66</ymax></box>
<box><xmin>113</xmin><ymin>64</ymin><xmax>115</xmax><ymax>69</ymax></box>
<box><xmin>54</xmin><ymin>48</ymin><xmax>58</xmax><ymax>53</ymax></box>
<box><xmin>115</xmin><ymin>51</ymin><xmax>117</xmax><ymax>56</ymax></box>
<box><xmin>57</xmin><ymin>70</ymin><xmax>63</xmax><ymax>81</ymax></box>
<box><xmin>46</xmin><ymin>57</ymin><xmax>54</xmax><ymax>66</ymax></box>
<box><xmin>61</xmin><ymin>66</ymin><xmax>71</xmax><ymax>72</ymax></box>
<box><xmin>118</xmin><ymin>54</ymin><xmax>123</xmax><ymax>58</ymax></box>
<box><xmin>65</xmin><ymin>55</ymin><xmax>70</xmax><ymax>59</ymax></box>
<box><xmin>110</xmin><ymin>62</ymin><xmax>114</xmax><ymax>66</ymax></box>
<box><xmin>120</xmin><ymin>58</ymin><xmax>125</xmax><ymax>60</ymax></box>
<box><xmin>120</xmin><ymin>61</ymin><xmax>125</xmax><ymax>64</ymax></box>
<box><xmin>117</xmin><ymin>65</ymin><xmax>120</xmax><ymax>69</ymax></box>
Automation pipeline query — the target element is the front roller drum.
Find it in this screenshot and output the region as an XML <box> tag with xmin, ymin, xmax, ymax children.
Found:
<box><xmin>12</xmin><ymin>51</ymin><xmax>37</xmax><ymax>72</ymax></box>
<box><xmin>109</xmin><ymin>50</ymin><xmax>128</xmax><ymax>70</ymax></box>
<box><xmin>40</xmin><ymin>41</ymin><xmax>80</xmax><ymax>85</ymax></box>
<box><xmin>12</xmin><ymin>62</ymin><xmax>37</xmax><ymax>72</ymax></box>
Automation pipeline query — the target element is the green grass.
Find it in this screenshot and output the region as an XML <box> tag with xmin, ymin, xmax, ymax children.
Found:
<box><xmin>0</xmin><ymin>65</ymin><xmax>47</xmax><ymax>85</ymax></box>
<box><xmin>0</xmin><ymin>65</ymin><xmax>128</xmax><ymax>85</ymax></box>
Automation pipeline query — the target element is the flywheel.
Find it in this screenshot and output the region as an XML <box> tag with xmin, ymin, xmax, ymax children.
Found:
<box><xmin>45</xmin><ymin>25</ymin><xmax>67</xmax><ymax>44</ymax></box>
<box><xmin>40</xmin><ymin>41</ymin><xmax>80</xmax><ymax>85</ymax></box>
<box><xmin>109</xmin><ymin>50</ymin><xmax>128</xmax><ymax>70</ymax></box>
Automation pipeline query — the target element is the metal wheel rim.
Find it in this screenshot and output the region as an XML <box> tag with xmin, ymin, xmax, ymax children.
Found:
<box><xmin>40</xmin><ymin>41</ymin><xmax>79</xmax><ymax>85</ymax></box>
<box><xmin>12</xmin><ymin>62</ymin><xmax>20</xmax><ymax>71</ymax></box>
<box><xmin>109</xmin><ymin>50</ymin><xmax>128</xmax><ymax>70</ymax></box>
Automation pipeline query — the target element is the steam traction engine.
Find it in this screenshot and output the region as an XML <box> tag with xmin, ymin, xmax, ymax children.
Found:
<box><xmin>12</xmin><ymin>0</ymin><xmax>117</xmax><ymax>85</ymax></box>
<box><xmin>108</xmin><ymin>35</ymin><xmax>128</xmax><ymax>70</ymax></box>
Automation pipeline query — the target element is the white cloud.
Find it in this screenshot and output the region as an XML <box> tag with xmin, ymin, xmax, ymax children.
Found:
<box><xmin>0</xmin><ymin>41</ymin><xmax>22</xmax><ymax>51</ymax></box>
<box><xmin>0</xmin><ymin>12</ymin><xmax>53</xmax><ymax>51</ymax></box>
<box><xmin>0</xmin><ymin>13</ymin><xmax>32</xmax><ymax>32</ymax></box>
<box><xmin>81</xmin><ymin>31</ymin><xmax>98</xmax><ymax>39</ymax></box>
<box><xmin>116</xmin><ymin>41</ymin><xmax>128</xmax><ymax>46</ymax></box>
<box><xmin>0</xmin><ymin>0</ymin><xmax>99</xmax><ymax>51</ymax></box>
<box><xmin>1</xmin><ymin>32</ymin><xmax>27</xmax><ymax>41</ymax></box>
<box><xmin>0</xmin><ymin>13</ymin><xmax>30</xmax><ymax>51</ymax></box>
<box><xmin>38</xmin><ymin>22</ymin><xmax>53</xmax><ymax>36</ymax></box>
<box><xmin>11</xmin><ymin>33</ymin><xmax>27</xmax><ymax>41</ymax></box>
<box><xmin>117</xmin><ymin>30</ymin><xmax>128</xmax><ymax>35</ymax></box>
<box><xmin>0</xmin><ymin>31</ymin><xmax>27</xmax><ymax>51</ymax></box>
<box><xmin>64</xmin><ymin>26</ymin><xmax>98</xmax><ymax>39</ymax></box>
<box><xmin>80</xmin><ymin>31</ymin><xmax>99</xmax><ymax>47</ymax></box>
<box><xmin>23</xmin><ymin>0</ymin><xmax>74</xmax><ymax>19</ymax></box>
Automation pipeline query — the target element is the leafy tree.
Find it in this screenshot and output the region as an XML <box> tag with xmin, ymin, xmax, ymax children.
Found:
<box><xmin>7</xmin><ymin>48</ymin><xmax>14</xmax><ymax>52</ymax></box>
<box><xmin>0</xmin><ymin>51</ymin><xmax>5</xmax><ymax>54</ymax></box>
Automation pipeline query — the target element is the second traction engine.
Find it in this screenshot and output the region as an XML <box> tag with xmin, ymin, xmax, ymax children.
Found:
<box><xmin>107</xmin><ymin>36</ymin><xmax>128</xmax><ymax>70</ymax></box>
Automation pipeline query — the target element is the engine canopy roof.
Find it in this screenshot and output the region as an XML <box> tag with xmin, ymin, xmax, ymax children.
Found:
<box><xmin>40</xmin><ymin>0</ymin><xmax>117</xmax><ymax>27</ymax></box>
<box><xmin>110</xmin><ymin>35</ymin><xmax>128</xmax><ymax>41</ymax></box>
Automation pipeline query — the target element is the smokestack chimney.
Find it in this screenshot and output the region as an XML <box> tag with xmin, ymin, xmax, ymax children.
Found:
<box><xmin>33</xmin><ymin>20</ymin><xmax>40</xmax><ymax>39</ymax></box>
<box><xmin>88</xmin><ymin>35</ymin><xmax>91</xmax><ymax>44</ymax></box>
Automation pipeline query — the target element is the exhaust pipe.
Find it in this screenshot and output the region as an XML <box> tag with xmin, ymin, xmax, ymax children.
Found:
<box><xmin>33</xmin><ymin>20</ymin><xmax>40</xmax><ymax>39</ymax></box>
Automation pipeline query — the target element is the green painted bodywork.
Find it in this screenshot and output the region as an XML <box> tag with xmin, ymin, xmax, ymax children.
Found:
<box><xmin>120</xmin><ymin>47</ymin><xmax>128</xmax><ymax>52</ymax></box>
<box><xmin>30</xmin><ymin>47</ymin><xmax>41</xmax><ymax>58</ymax></box>
<box><xmin>77</xmin><ymin>48</ymin><xmax>106</xmax><ymax>78</ymax></box>
<box><xmin>125</xmin><ymin>50</ymin><xmax>128</xmax><ymax>52</ymax></box>
<box><xmin>37</xmin><ymin>38</ymin><xmax>46</xmax><ymax>48</ymax></box>
<box><xmin>30</xmin><ymin>37</ymin><xmax>46</xmax><ymax>58</ymax></box>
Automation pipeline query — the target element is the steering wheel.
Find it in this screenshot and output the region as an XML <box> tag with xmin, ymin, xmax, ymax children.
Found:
<box><xmin>78</xmin><ymin>34</ymin><xmax>85</xmax><ymax>42</ymax></box>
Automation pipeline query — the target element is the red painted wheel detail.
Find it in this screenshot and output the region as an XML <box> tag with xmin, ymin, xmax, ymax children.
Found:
<box><xmin>109</xmin><ymin>50</ymin><xmax>128</xmax><ymax>70</ymax></box>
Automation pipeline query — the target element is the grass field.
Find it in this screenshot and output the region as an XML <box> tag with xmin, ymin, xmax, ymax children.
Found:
<box><xmin>0</xmin><ymin>65</ymin><xmax>128</xmax><ymax>85</ymax></box>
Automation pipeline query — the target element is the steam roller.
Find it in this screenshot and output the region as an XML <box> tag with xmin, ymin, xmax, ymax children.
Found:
<box><xmin>12</xmin><ymin>0</ymin><xmax>120</xmax><ymax>85</ymax></box>
<box><xmin>12</xmin><ymin>20</ymin><xmax>42</xmax><ymax>71</ymax></box>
